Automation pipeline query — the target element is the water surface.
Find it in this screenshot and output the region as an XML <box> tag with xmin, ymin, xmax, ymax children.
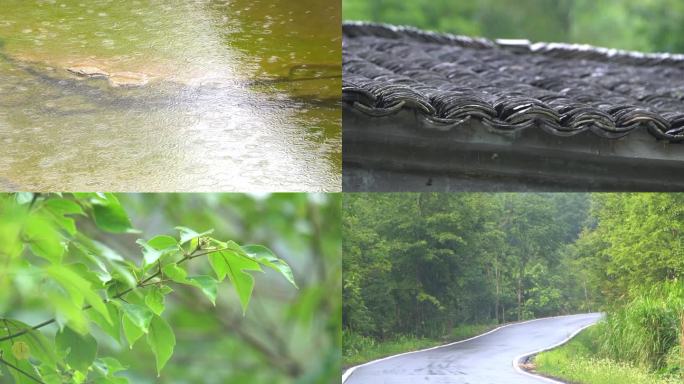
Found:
<box><xmin>0</xmin><ymin>0</ymin><xmax>341</xmax><ymax>191</ymax></box>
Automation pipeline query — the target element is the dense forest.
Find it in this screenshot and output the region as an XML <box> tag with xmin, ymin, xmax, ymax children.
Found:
<box><xmin>343</xmin><ymin>193</ymin><xmax>590</xmax><ymax>340</ymax></box>
<box><xmin>344</xmin><ymin>0</ymin><xmax>684</xmax><ymax>53</ymax></box>
<box><xmin>343</xmin><ymin>193</ymin><xmax>684</xmax><ymax>378</ymax></box>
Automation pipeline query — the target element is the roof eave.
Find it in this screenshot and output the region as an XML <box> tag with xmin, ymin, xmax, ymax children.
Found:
<box><xmin>343</xmin><ymin>107</ymin><xmax>684</xmax><ymax>191</ymax></box>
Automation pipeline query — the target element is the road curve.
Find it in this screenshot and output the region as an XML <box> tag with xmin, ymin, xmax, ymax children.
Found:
<box><xmin>343</xmin><ymin>313</ymin><xmax>602</xmax><ymax>384</ymax></box>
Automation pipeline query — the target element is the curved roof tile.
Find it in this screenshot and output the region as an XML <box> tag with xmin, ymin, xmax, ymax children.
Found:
<box><xmin>343</xmin><ymin>22</ymin><xmax>684</xmax><ymax>142</ymax></box>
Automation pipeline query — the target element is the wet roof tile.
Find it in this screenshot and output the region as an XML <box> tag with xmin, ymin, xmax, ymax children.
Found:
<box><xmin>343</xmin><ymin>22</ymin><xmax>684</xmax><ymax>142</ymax></box>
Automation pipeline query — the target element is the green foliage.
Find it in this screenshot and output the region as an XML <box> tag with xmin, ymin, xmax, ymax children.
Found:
<box><xmin>574</xmin><ymin>193</ymin><xmax>684</xmax><ymax>303</ymax></box>
<box><xmin>146</xmin><ymin>316</ymin><xmax>175</xmax><ymax>376</ymax></box>
<box><xmin>0</xmin><ymin>193</ymin><xmax>297</xmax><ymax>383</ymax></box>
<box><xmin>207</xmin><ymin>247</ymin><xmax>261</xmax><ymax>313</ymax></box>
<box><xmin>344</xmin><ymin>191</ymin><xmax>684</xmax><ymax>381</ymax></box>
<box><xmin>533</xmin><ymin>193</ymin><xmax>684</xmax><ymax>382</ymax></box>
<box><xmin>535</xmin><ymin>327</ymin><xmax>681</xmax><ymax>384</ymax></box>
<box><xmin>596</xmin><ymin>282</ymin><xmax>684</xmax><ymax>374</ymax></box>
<box><xmin>343</xmin><ymin>193</ymin><xmax>589</xmax><ymax>345</ymax></box>
<box><xmin>11</xmin><ymin>342</ymin><xmax>30</xmax><ymax>361</ymax></box>
<box><xmin>56</xmin><ymin>327</ymin><xmax>98</xmax><ymax>372</ymax></box>
<box><xmin>344</xmin><ymin>0</ymin><xmax>684</xmax><ymax>53</ymax></box>
<box><xmin>88</xmin><ymin>193</ymin><xmax>135</xmax><ymax>234</ymax></box>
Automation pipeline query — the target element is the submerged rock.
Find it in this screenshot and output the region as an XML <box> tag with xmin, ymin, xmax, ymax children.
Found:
<box><xmin>67</xmin><ymin>65</ymin><xmax>109</xmax><ymax>77</ymax></box>
<box><xmin>108</xmin><ymin>71</ymin><xmax>149</xmax><ymax>87</ymax></box>
<box><xmin>66</xmin><ymin>65</ymin><xmax>149</xmax><ymax>87</ymax></box>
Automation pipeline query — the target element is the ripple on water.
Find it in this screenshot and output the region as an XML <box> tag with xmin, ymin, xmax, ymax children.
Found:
<box><xmin>0</xmin><ymin>0</ymin><xmax>341</xmax><ymax>191</ymax></box>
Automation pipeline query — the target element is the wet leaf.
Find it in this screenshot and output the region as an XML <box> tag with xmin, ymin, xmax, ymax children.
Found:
<box><xmin>146</xmin><ymin>315</ymin><xmax>175</xmax><ymax>376</ymax></box>
<box><xmin>92</xmin><ymin>194</ymin><xmax>135</xmax><ymax>233</ymax></box>
<box><xmin>24</xmin><ymin>213</ymin><xmax>64</xmax><ymax>263</ymax></box>
<box><xmin>11</xmin><ymin>341</ymin><xmax>30</xmax><ymax>360</ymax></box>
<box><xmin>187</xmin><ymin>276</ymin><xmax>218</xmax><ymax>305</ymax></box>
<box><xmin>145</xmin><ymin>287</ymin><xmax>165</xmax><ymax>315</ymax></box>
<box><xmin>175</xmin><ymin>226</ymin><xmax>214</xmax><ymax>245</ymax></box>
<box><xmin>242</xmin><ymin>244</ymin><xmax>297</xmax><ymax>288</ymax></box>
<box><xmin>56</xmin><ymin>327</ymin><xmax>98</xmax><ymax>372</ymax></box>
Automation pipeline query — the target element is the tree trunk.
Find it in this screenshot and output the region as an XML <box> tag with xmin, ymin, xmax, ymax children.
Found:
<box><xmin>494</xmin><ymin>260</ymin><xmax>501</xmax><ymax>324</ymax></box>
<box><xmin>517</xmin><ymin>273</ymin><xmax>522</xmax><ymax>321</ymax></box>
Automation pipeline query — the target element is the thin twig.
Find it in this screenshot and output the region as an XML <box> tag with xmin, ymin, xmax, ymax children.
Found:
<box><xmin>0</xmin><ymin>356</ymin><xmax>45</xmax><ymax>384</ymax></box>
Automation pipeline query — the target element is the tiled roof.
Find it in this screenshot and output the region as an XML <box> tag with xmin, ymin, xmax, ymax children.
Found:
<box><xmin>343</xmin><ymin>22</ymin><xmax>684</xmax><ymax>143</ymax></box>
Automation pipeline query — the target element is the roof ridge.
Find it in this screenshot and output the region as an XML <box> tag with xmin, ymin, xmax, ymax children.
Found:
<box><xmin>343</xmin><ymin>21</ymin><xmax>684</xmax><ymax>68</ymax></box>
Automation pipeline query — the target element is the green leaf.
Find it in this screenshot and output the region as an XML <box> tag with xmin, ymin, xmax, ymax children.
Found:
<box><xmin>56</xmin><ymin>326</ymin><xmax>98</xmax><ymax>372</ymax></box>
<box><xmin>147</xmin><ymin>235</ymin><xmax>178</xmax><ymax>250</ymax></box>
<box><xmin>242</xmin><ymin>244</ymin><xmax>298</xmax><ymax>288</ymax></box>
<box><xmin>122</xmin><ymin>315</ymin><xmax>145</xmax><ymax>348</ymax></box>
<box><xmin>162</xmin><ymin>263</ymin><xmax>189</xmax><ymax>284</ymax></box>
<box><xmin>11</xmin><ymin>341</ymin><xmax>30</xmax><ymax>360</ymax></box>
<box><xmin>88</xmin><ymin>303</ymin><xmax>121</xmax><ymax>342</ymax></box>
<box><xmin>175</xmin><ymin>226</ymin><xmax>214</xmax><ymax>245</ymax></box>
<box><xmin>223</xmin><ymin>251</ymin><xmax>262</xmax><ymax>314</ymax></box>
<box><xmin>43</xmin><ymin>198</ymin><xmax>84</xmax><ymax>235</ymax></box>
<box><xmin>49</xmin><ymin>292</ymin><xmax>88</xmax><ymax>334</ymax></box>
<box><xmin>40</xmin><ymin>370</ymin><xmax>64</xmax><ymax>384</ymax></box>
<box><xmin>91</xmin><ymin>357</ymin><xmax>129</xmax><ymax>383</ymax></box>
<box><xmin>163</xmin><ymin>264</ymin><xmax>217</xmax><ymax>305</ymax></box>
<box><xmin>99</xmin><ymin>357</ymin><xmax>126</xmax><ymax>374</ymax></box>
<box><xmin>187</xmin><ymin>276</ymin><xmax>218</xmax><ymax>305</ymax></box>
<box><xmin>138</xmin><ymin>235</ymin><xmax>178</xmax><ymax>268</ymax></box>
<box><xmin>120</xmin><ymin>303</ymin><xmax>153</xmax><ymax>333</ymax></box>
<box><xmin>69</xmin><ymin>262</ymin><xmax>106</xmax><ymax>288</ymax></box>
<box><xmin>136</xmin><ymin>239</ymin><xmax>163</xmax><ymax>267</ymax></box>
<box><xmin>4</xmin><ymin>320</ymin><xmax>58</xmax><ymax>368</ymax></box>
<box><xmin>0</xmin><ymin>202</ymin><xmax>26</xmax><ymax>260</ymax></box>
<box><xmin>91</xmin><ymin>193</ymin><xmax>135</xmax><ymax>233</ymax></box>
<box><xmin>24</xmin><ymin>213</ymin><xmax>64</xmax><ymax>263</ymax></box>
<box><xmin>91</xmin><ymin>240</ymin><xmax>125</xmax><ymax>262</ymax></box>
<box><xmin>145</xmin><ymin>287</ymin><xmax>165</xmax><ymax>315</ymax></box>
<box><xmin>47</xmin><ymin>265</ymin><xmax>112</xmax><ymax>326</ymax></box>
<box><xmin>208</xmin><ymin>251</ymin><xmax>228</xmax><ymax>281</ymax></box>
<box><xmin>94</xmin><ymin>377</ymin><xmax>129</xmax><ymax>384</ymax></box>
<box><xmin>0</xmin><ymin>341</ymin><xmax>37</xmax><ymax>384</ymax></box>
<box><xmin>146</xmin><ymin>315</ymin><xmax>175</xmax><ymax>376</ymax></box>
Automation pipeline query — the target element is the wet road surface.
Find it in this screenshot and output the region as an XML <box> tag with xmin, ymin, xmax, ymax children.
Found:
<box><xmin>344</xmin><ymin>313</ymin><xmax>602</xmax><ymax>384</ymax></box>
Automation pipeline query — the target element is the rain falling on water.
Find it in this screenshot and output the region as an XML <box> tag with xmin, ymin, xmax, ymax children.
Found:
<box><xmin>0</xmin><ymin>0</ymin><xmax>341</xmax><ymax>191</ymax></box>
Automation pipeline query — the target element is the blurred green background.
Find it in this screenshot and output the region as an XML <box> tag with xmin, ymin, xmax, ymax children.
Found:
<box><xmin>117</xmin><ymin>194</ymin><xmax>341</xmax><ymax>383</ymax></box>
<box><xmin>343</xmin><ymin>0</ymin><xmax>684</xmax><ymax>53</ymax></box>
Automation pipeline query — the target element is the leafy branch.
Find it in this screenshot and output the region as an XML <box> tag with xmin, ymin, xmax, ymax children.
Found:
<box><xmin>0</xmin><ymin>193</ymin><xmax>298</xmax><ymax>383</ymax></box>
<box><xmin>0</xmin><ymin>242</ymin><xmax>215</xmax><ymax>344</ymax></box>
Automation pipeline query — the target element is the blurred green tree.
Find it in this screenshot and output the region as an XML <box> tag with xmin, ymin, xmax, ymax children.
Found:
<box><xmin>344</xmin><ymin>0</ymin><xmax>684</xmax><ymax>53</ymax></box>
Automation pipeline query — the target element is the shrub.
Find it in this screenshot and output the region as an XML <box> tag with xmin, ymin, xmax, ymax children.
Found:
<box><xmin>343</xmin><ymin>330</ymin><xmax>376</xmax><ymax>359</ymax></box>
<box><xmin>597</xmin><ymin>281</ymin><xmax>684</xmax><ymax>372</ymax></box>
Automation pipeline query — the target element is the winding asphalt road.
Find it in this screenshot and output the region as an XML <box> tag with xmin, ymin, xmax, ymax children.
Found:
<box><xmin>343</xmin><ymin>313</ymin><xmax>602</xmax><ymax>384</ymax></box>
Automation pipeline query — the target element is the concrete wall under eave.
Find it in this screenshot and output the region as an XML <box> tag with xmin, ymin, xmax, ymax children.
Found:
<box><xmin>342</xmin><ymin>108</ymin><xmax>684</xmax><ymax>191</ymax></box>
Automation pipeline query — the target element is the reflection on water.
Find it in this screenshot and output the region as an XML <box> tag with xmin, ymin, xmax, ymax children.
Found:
<box><xmin>0</xmin><ymin>0</ymin><xmax>341</xmax><ymax>191</ymax></box>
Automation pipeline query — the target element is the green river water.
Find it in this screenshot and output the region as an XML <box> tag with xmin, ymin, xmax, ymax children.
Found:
<box><xmin>0</xmin><ymin>0</ymin><xmax>341</xmax><ymax>191</ymax></box>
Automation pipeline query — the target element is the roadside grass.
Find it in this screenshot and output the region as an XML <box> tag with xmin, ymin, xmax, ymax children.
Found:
<box><xmin>343</xmin><ymin>323</ymin><xmax>497</xmax><ymax>368</ymax></box>
<box><xmin>534</xmin><ymin>326</ymin><xmax>681</xmax><ymax>384</ymax></box>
